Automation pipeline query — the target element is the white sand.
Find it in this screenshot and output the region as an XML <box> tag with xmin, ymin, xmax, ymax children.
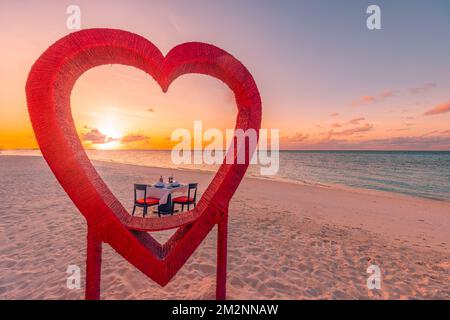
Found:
<box><xmin>0</xmin><ymin>155</ymin><xmax>449</xmax><ymax>299</ymax></box>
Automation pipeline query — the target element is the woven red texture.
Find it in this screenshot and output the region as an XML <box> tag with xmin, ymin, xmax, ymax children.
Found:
<box><xmin>25</xmin><ymin>28</ymin><xmax>262</xmax><ymax>299</ymax></box>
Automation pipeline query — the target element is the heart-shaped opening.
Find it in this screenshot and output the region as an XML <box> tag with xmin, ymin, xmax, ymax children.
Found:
<box><xmin>26</xmin><ymin>28</ymin><xmax>261</xmax><ymax>286</ymax></box>
<box><xmin>71</xmin><ymin>64</ymin><xmax>237</xmax><ymax>241</ymax></box>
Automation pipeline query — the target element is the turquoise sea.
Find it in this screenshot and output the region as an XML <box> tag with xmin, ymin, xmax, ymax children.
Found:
<box><xmin>2</xmin><ymin>150</ymin><xmax>450</xmax><ymax>201</ymax></box>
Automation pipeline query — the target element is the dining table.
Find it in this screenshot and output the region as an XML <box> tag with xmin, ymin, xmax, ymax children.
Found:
<box><xmin>146</xmin><ymin>183</ymin><xmax>188</xmax><ymax>214</ymax></box>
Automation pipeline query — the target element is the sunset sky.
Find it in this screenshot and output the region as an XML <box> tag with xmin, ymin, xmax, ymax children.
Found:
<box><xmin>0</xmin><ymin>0</ymin><xmax>449</xmax><ymax>150</ymax></box>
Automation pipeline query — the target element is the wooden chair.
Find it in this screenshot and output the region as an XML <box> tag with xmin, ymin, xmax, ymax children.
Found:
<box><xmin>172</xmin><ymin>183</ymin><xmax>198</xmax><ymax>213</ymax></box>
<box><xmin>132</xmin><ymin>184</ymin><xmax>159</xmax><ymax>217</ymax></box>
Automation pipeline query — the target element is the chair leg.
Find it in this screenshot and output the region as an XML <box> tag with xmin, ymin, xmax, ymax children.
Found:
<box><xmin>132</xmin><ymin>205</ymin><xmax>136</xmax><ymax>216</ymax></box>
<box><xmin>187</xmin><ymin>203</ymin><xmax>190</xmax><ymax>211</ymax></box>
<box><xmin>143</xmin><ymin>206</ymin><xmax>148</xmax><ymax>217</ymax></box>
<box><xmin>181</xmin><ymin>204</ymin><xmax>184</xmax><ymax>212</ymax></box>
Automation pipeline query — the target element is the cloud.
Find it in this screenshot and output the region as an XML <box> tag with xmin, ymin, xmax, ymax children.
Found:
<box><xmin>410</xmin><ymin>82</ymin><xmax>436</xmax><ymax>94</ymax></box>
<box><xmin>331</xmin><ymin>123</ymin><xmax>342</xmax><ymax>128</ymax></box>
<box><xmin>330</xmin><ymin>112</ymin><xmax>339</xmax><ymax>117</ymax></box>
<box><xmin>380</xmin><ymin>90</ymin><xmax>395</xmax><ymax>99</ymax></box>
<box><xmin>121</xmin><ymin>134</ymin><xmax>150</xmax><ymax>143</ymax></box>
<box><xmin>286</xmin><ymin>132</ymin><xmax>309</xmax><ymax>142</ymax></box>
<box><xmin>387</xmin><ymin>128</ymin><xmax>411</xmax><ymax>132</ymax></box>
<box><xmin>360</xmin><ymin>134</ymin><xmax>450</xmax><ymax>149</ymax></box>
<box><xmin>421</xmin><ymin>130</ymin><xmax>450</xmax><ymax>138</ymax></box>
<box><xmin>327</xmin><ymin>123</ymin><xmax>373</xmax><ymax>138</ymax></box>
<box><xmin>348</xmin><ymin>117</ymin><xmax>365</xmax><ymax>125</ymax></box>
<box><xmin>351</xmin><ymin>82</ymin><xmax>437</xmax><ymax>108</ymax></box>
<box><xmin>424</xmin><ymin>101</ymin><xmax>450</xmax><ymax>116</ymax></box>
<box><xmin>282</xmin><ymin>123</ymin><xmax>449</xmax><ymax>150</ymax></box>
<box><xmin>351</xmin><ymin>90</ymin><xmax>395</xmax><ymax>107</ymax></box>
<box><xmin>81</xmin><ymin>128</ymin><xmax>108</xmax><ymax>144</ymax></box>
<box><xmin>351</xmin><ymin>96</ymin><xmax>375</xmax><ymax>107</ymax></box>
<box><xmin>282</xmin><ymin>132</ymin><xmax>450</xmax><ymax>150</ymax></box>
<box><xmin>81</xmin><ymin>127</ymin><xmax>150</xmax><ymax>146</ymax></box>
<box><xmin>147</xmin><ymin>108</ymin><xmax>155</xmax><ymax>112</ymax></box>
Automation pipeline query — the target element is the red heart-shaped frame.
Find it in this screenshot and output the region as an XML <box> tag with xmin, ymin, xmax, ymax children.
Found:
<box><xmin>26</xmin><ymin>28</ymin><xmax>261</xmax><ymax>299</ymax></box>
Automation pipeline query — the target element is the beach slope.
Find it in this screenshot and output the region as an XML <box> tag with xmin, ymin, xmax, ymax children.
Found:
<box><xmin>0</xmin><ymin>156</ymin><xmax>448</xmax><ymax>299</ymax></box>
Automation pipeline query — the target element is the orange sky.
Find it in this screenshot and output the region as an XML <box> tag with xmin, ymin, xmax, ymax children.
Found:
<box><xmin>0</xmin><ymin>1</ymin><xmax>449</xmax><ymax>150</ymax></box>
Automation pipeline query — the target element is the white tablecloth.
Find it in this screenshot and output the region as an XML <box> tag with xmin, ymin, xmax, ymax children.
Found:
<box><xmin>146</xmin><ymin>184</ymin><xmax>188</xmax><ymax>205</ymax></box>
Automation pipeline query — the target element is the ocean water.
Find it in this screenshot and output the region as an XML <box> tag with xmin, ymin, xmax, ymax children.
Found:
<box><xmin>2</xmin><ymin>150</ymin><xmax>450</xmax><ymax>201</ymax></box>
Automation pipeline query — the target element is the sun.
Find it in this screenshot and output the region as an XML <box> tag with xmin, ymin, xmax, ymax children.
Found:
<box><xmin>96</xmin><ymin>124</ymin><xmax>122</xmax><ymax>141</ymax></box>
<box><xmin>94</xmin><ymin>118</ymin><xmax>124</xmax><ymax>150</ymax></box>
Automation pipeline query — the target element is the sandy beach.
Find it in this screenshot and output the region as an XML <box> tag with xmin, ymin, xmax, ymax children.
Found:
<box><xmin>0</xmin><ymin>155</ymin><xmax>449</xmax><ymax>299</ymax></box>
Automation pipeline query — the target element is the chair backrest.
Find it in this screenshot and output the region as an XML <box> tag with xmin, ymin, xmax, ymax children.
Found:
<box><xmin>134</xmin><ymin>184</ymin><xmax>147</xmax><ymax>203</ymax></box>
<box><xmin>187</xmin><ymin>183</ymin><xmax>198</xmax><ymax>201</ymax></box>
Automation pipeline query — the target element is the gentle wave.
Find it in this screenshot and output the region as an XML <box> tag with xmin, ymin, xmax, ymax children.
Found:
<box><xmin>2</xmin><ymin>149</ymin><xmax>449</xmax><ymax>201</ymax></box>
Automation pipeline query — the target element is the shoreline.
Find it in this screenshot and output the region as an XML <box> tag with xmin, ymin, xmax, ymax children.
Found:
<box><xmin>1</xmin><ymin>153</ymin><xmax>449</xmax><ymax>204</ymax></box>
<box><xmin>5</xmin><ymin>154</ymin><xmax>444</xmax><ymax>250</ymax></box>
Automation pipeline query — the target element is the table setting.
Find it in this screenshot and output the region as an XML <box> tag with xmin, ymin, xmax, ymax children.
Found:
<box><xmin>146</xmin><ymin>175</ymin><xmax>188</xmax><ymax>213</ymax></box>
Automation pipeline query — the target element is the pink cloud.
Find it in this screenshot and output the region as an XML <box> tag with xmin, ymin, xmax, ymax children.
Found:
<box><xmin>331</xmin><ymin>123</ymin><xmax>342</xmax><ymax>128</ymax></box>
<box><xmin>410</xmin><ymin>82</ymin><xmax>437</xmax><ymax>94</ymax></box>
<box><xmin>380</xmin><ymin>90</ymin><xmax>395</xmax><ymax>99</ymax></box>
<box><xmin>351</xmin><ymin>90</ymin><xmax>395</xmax><ymax>107</ymax></box>
<box><xmin>81</xmin><ymin>128</ymin><xmax>108</xmax><ymax>144</ymax></box>
<box><xmin>424</xmin><ymin>101</ymin><xmax>450</xmax><ymax>116</ymax></box>
<box><xmin>423</xmin><ymin>130</ymin><xmax>450</xmax><ymax>137</ymax></box>
<box><xmin>281</xmin><ymin>133</ymin><xmax>450</xmax><ymax>151</ymax></box>
<box><xmin>350</xmin><ymin>96</ymin><xmax>374</xmax><ymax>107</ymax></box>
<box><xmin>328</xmin><ymin>123</ymin><xmax>373</xmax><ymax>138</ymax></box>
<box><xmin>121</xmin><ymin>134</ymin><xmax>150</xmax><ymax>143</ymax></box>
<box><xmin>360</xmin><ymin>135</ymin><xmax>450</xmax><ymax>150</ymax></box>
<box><xmin>387</xmin><ymin>128</ymin><xmax>411</xmax><ymax>132</ymax></box>
<box><xmin>287</xmin><ymin>132</ymin><xmax>309</xmax><ymax>142</ymax></box>
<box><xmin>348</xmin><ymin>117</ymin><xmax>365</xmax><ymax>125</ymax></box>
<box><xmin>330</xmin><ymin>112</ymin><xmax>339</xmax><ymax>117</ymax></box>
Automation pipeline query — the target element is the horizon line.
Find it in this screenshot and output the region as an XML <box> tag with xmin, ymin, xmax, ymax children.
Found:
<box><xmin>1</xmin><ymin>148</ymin><xmax>449</xmax><ymax>153</ymax></box>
